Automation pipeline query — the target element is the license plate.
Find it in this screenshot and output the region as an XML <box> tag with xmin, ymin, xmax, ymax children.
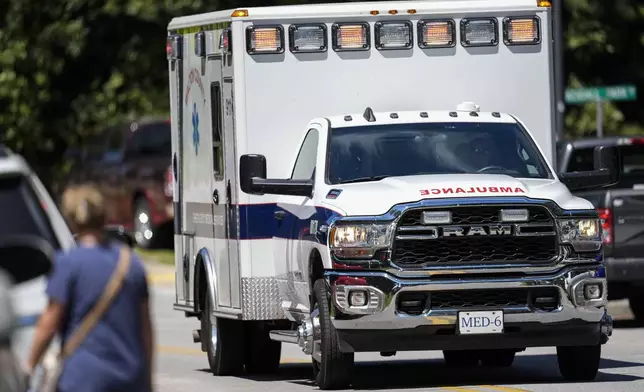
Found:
<box><xmin>458</xmin><ymin>311</ymin><xmax>504</xmax><ymax>334</ymax></box>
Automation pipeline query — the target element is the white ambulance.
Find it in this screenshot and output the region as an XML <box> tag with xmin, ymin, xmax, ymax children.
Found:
<box><xmin>167</xmin><ymin>0</ymin><xmax>620</xmax><ymax>389</ymax></box>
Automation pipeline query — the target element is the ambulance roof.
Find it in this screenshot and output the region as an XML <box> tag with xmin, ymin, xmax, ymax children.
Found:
<box><xmin>169</xmin><ymin>0</ymin><xmax>547</xmax><ymax>29</ymax></box>
<box><xmin>326</xmin><ymin>107</ymin><xmax>518</xmax><ymax>129</ymax></box>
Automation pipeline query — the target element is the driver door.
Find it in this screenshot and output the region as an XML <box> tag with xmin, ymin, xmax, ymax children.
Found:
<box><xmin>274</xmin><ymin>126</ymin><xmax>321</xmax><ymax>314</ymax></box>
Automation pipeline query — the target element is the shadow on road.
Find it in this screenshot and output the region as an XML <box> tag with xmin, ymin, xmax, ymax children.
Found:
<box><xmin>218</xmin><ymin>354</ymin><xmax>643</xmax><ymax>390</ymax></box>
<box><xmin>613</xmin><ymin>319</ymin><xmax>644</xmax><ymax>329</ymax></box>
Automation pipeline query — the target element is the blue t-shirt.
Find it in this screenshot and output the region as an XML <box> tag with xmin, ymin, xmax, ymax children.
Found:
<box><xmin>46</xmin><ymin>243</ymin><xmax>149</xmax><ymax>392</ymax></box>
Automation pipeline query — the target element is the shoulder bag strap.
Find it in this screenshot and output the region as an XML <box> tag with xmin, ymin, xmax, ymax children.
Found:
<box><xmin>60</xmin><ymin>246</ymin><xmax>132</xmax><ymax>359</ymax></box>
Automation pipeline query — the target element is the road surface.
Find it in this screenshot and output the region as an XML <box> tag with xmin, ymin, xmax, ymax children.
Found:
<box><xmin>147</xmin><ymin>265</ymin><xmax>644</xmax><ymax>392</ymax></box>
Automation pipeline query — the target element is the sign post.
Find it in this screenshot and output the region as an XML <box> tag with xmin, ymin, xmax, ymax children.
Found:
<box><xmin>565</xmin><ymin>85</ymin><xmax>637</xmax><ymax>137</ymax></box>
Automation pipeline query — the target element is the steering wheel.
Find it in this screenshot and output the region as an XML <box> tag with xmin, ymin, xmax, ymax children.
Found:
<box><xmin>476</xmin><ymin>165</ymin><xmax>508</xmax><ymax>173</ymax></box>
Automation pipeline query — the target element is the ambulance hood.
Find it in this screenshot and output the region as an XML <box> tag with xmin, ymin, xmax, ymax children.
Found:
<box><xmin>320</xmin><ymin>174</ymin><xmax>593</xmax><ymax>217</ymax></box>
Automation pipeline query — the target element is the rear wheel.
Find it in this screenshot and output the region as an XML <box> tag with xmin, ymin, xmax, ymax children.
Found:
<box><xmin>244</xmin><ymin>321</ymin><xmax>282</xmax><ymax>375</ymax></box>
<box><xmin>557</xmin><ymin>345</ymin><xmax>601</xmax><ymax>381</ymax></box>
<box><xmin>201</xmin><ymin>292</ymin><xmax>245</xmax><ymax>375</ymax></box>
<box><xmin>443</xmin><ymin>350</ymin><xmax>479</xmax><ymax>367</ymax></box>
<box><xmin>311</xmin><ymin>279</ymin><xmax>354</xmax><ymax>390</ymax></box>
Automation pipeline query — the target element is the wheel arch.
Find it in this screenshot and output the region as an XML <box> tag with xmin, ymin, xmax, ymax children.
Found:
<box><xmin>194</xmin><ymin>247</ymin><xmax>218</xmax><ymax>315</ymax></box>
<box><xmin>308</xmin><ymin>248</ymin><xmax>324</xmax><ymax>298</ymax></box>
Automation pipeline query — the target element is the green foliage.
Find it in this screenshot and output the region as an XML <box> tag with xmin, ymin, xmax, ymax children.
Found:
<box><xmin>0</xmin><ymin>0</ymin><xmax>642</xmax><ymax>189</ymax></box>
<box><xmin>563</xmin><ymin>0</ymin><xmax>644</xmax><ymax>138</ymax></box>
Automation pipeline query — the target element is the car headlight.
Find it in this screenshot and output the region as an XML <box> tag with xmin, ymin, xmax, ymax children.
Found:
<box><xmin>557</xmin><ymin>219</ymin><xmax>602</xmax><ymax>252</ymax></box>
<box><xmin>329</xmin><ymin>223</ymin><xmax>394</xmax><ymax>258</ymax></box>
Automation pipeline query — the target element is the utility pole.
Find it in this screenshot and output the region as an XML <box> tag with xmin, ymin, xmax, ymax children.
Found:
<box><xmin>553</xmin><ymin>0</ymin><xmax>565</xmax><ymax>143</ymax></box>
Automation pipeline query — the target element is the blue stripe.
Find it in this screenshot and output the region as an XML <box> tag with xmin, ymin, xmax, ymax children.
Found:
<box><xmin>238</xmin><ymin>204</ymin><xmax>341</xmax><ymax>243</ymax></box>
<box><xmin>16</xmin><ymin>313</ymin><xmax>40</xmax><ymax>327</ymax></box>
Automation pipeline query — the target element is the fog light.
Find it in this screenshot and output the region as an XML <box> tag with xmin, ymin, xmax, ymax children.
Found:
<box><xmin>349</xmin><ymin>290</ymin><xmax>368</xmax><ymax>307</ymax></box>
<box><xmin>584</xmin><ymin>283</ymin><xmax>602</xmax><ymax>300</ymax></box>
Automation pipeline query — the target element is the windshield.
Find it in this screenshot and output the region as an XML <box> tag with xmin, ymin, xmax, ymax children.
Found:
<box><xmin>0</xmin><ymin>175</ymin><xmax>60</xmax><ymax>249</ymax></box>
<box><xmin>327</xmin><ymin>122</ymin><xmax>552</xmax><ymax>184</ymax></box>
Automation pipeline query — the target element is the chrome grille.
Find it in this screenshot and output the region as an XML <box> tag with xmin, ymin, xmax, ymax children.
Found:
<box><xmin>392</xmin><ymin>205</ymin><xmax>558</xmax><ymax>268</ymax></box>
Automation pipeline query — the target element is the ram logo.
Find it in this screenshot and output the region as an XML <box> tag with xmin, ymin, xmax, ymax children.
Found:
<box><xmin>425</xmin><ymin>225</ymin><xmax>514</xmax><ymax>238</ymax></box>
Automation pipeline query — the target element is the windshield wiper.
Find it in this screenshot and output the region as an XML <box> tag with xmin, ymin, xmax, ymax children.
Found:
<box><xmin>337</xmin><ymin>175</ymin><xmax>390</xmax><ymax>184</ymax></box>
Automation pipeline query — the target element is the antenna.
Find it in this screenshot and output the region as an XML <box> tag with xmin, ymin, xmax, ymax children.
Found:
<box><xmin>363</xmin><ymin>107</ymin><xmax>376</xmax><ymax>122</ymax></box>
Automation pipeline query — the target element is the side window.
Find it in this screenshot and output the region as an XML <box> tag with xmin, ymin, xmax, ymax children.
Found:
<box><xmin>291</xmin><ymin>129</ymin><xmax>319</xmax><ymax>180</ymax></box>
<box><xmin>211</xmin><ymin>82</ymin><xmax>223</xmax><ymax>179</ymax></box>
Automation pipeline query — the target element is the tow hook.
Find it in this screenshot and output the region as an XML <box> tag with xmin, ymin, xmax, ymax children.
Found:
<box><xmin>600</xmin><ymin>312</ymin><xmax>613</xmax><ymax>344</ymax></box>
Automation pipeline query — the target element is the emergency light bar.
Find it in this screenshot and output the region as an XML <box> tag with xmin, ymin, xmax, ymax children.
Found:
<box><xmin>503</xmin><ymin>17</ymin><xmax>541</xmax><ymax>45</ymax></box>
<box><xmin>461</xmin><ymin>18</ymin><xmax>498</xmax><ymax>47</ymax></box>
<box><xmin>418</xmin><ymin>19</ymin><xmax>456</xmax><ymax>48</ymax></box>
<box><xmin>289</xmin><ymin>24</ymin><xmax>327</xmax><ymax>53</ymax></box>
<box><xmin>375</xmin><ymin>21</ymin><xmax>413</xmax><ymax>50</ymax></box>
<box><xmin>332</xmin><ymin>23</ymin><xmax>370</xmax><ymax>51</ymax></box>
<box><xmin>246</xmin><ymin>25</ymin><xmax>285</xmax><ymax>54</ymax></box>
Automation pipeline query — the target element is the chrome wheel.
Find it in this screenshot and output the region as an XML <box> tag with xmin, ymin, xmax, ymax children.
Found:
<box><xmin>133</xmin><ymin>199</ymin><xmax>155</xmax><ymax>248</ymax></box>
<box><xmin>210</xmin><ymin>311</ymin><xmax>218</xmax><ymax>357</ymax></box>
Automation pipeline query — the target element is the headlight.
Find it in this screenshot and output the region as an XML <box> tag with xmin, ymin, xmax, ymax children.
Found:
<box><xmin>557</xmin><ymin>219</ymin><xmax>602</xmax><ymax>252</ymax></box>
<box><xmin>329</xmin><ymin>223</ymin><xmax>393</xmax><ymax>258</ymax></box>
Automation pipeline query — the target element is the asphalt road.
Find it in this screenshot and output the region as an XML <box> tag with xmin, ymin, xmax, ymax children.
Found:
<box><xmin>148</xmin><ymin>269</ymin><xmax>644</xmax><ymax>392</ymax></box>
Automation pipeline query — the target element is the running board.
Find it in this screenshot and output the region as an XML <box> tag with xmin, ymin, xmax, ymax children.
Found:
<box><xmin>269</xmin><ymin>330</ymin><xmax>299</xmax><ymax>344</ymax></box>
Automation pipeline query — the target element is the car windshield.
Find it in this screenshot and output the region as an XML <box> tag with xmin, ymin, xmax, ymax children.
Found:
<box><xmin>327</xmin><ymin>122</ymin><xmax>552</xmax><ymax>184</ymax></box>
<box><xmin>0</xmin><ymin>175</ymin><xmax>60</xmax><ymax>249</ymax></box>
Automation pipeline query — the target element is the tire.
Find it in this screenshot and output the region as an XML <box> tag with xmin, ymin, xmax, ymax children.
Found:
<box><xmin>557</xmin><ymin>344</ymin><xmax>601</xmax><ymax>381</ymax></box>
<box><xmin>244</xmin><ymin>321</ymin><xmax>282</xmax><ymax>375</ymax></box>
<box><xmin>201</xmin><ymin>291</ymin><xmax>245</xmax><ymax>376</ymax></box>
<box><xmin>480</xmin><ymin>349</ymin><xmax>516</xmax><ymax>367</ymax></box>
<box><xmin>133</xmin><ymin>198</ymin><xmax>157</xmax><ymax>249</ymax></box>
<box><xmin>443</xmin><ymin>350</ymin><xmax>480</xmax><ymax>367</ymax></box>
<box><xmin>628</xmin><ymin>293</ymin><xmax>644</xmax><ymax>322</ymax></box>
<box><xmin>312</xmin><ymin>279</ymin><xmax>354</xmax><ymax>390</ymax></box>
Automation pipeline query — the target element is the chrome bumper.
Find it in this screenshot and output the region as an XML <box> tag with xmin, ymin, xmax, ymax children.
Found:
<box><xmin>326</xmin><ymin>264</ymin><xmax>609</xmax><ymax>330</ymax></box>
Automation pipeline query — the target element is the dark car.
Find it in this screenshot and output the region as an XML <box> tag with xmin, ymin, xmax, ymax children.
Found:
<box><xmin>557</xmin><ymin>136</ymin><xmax>644</xmax><ymax>321</ymax></box>
<box><xmin>61</xmin><ymin>117</ymin><xmax>174</xmax><ymax>248</ymax></box>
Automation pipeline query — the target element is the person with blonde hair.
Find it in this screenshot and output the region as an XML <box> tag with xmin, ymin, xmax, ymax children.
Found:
<box><xmin>25</xmin><ymin>185</ymin><xmax>154</xmax><ymax>392</ymax></box>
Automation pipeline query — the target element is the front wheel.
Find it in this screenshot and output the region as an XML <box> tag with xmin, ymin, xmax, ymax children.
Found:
<box><xmin>311</xmin><ymin>279</ymin><xmax>354</xmax><ymax>390</ymax></box>
<box><xmin>557</xmin><ymin>345</ymin><xmax>601</xmax><ymax>381</ymax></box>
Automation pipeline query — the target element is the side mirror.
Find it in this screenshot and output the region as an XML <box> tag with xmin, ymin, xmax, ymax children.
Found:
<box><xmin>0</xmin><ymin>235</ymin><xmax>54</xmax><ymax>285</ymax></box>
<box><xmin>559</xmin><ymin>145</ymin><xmax>622</xmax><ymax>192</ymax></box>
<box><xmin>239</xmin><ymin>154</ymin><xmax>314</xmax><ymax>197</ymax></box>
<box><xmin>240</xmin><ymin>154</ymin><xmax>267</xmax><ymax>194</ymax></box>
<box><xmin>104</xmin><ymin>225</ymin><xmax>136</xmax><ymax>248</ymax></box>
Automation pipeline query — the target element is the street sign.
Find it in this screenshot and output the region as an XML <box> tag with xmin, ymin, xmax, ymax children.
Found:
<box><xmin>565</xmin><ymin>85</ymin><xmax>637</xmax><ymax>104</ymax></box>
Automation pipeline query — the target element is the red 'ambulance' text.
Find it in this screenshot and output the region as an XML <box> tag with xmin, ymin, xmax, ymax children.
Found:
<box><xmin>419</xmin><ymin>186</ymin><xmax>525</xmax><ymax>196</ymax></box>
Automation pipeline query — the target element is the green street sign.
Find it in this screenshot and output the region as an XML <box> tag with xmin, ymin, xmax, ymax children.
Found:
<box><xmin>565</xmin><ymin>85</ymin><xmax>637</xmax><ymax>104</ymax></box>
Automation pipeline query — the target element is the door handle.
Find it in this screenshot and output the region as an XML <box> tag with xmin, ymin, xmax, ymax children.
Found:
<box><xmin>213</xmin><ymin>189</ymin><xmax>219</xmax><ymax>205</ymax></box>
<box><xmin>273</xmin><ymin>210</ymin><xmax>286</xmax><ymax>220</ymax></box>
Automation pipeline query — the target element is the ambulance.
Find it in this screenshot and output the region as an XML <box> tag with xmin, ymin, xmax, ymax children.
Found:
<box><xmin>166</xmin><ymin>0</ymin><xmax>620</xmax><ymax>388</ymax></box>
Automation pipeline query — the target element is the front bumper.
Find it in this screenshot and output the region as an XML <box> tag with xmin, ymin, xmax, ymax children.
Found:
<box><xmin>326</xmin><ymin>264</ymin><xmax>612</xmax><ymax>353</ymax></box>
